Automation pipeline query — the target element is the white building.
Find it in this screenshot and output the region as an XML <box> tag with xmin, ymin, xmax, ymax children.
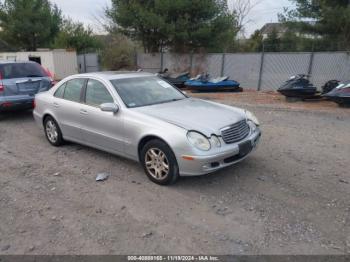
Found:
<box><xmin>0</xmin><ymin>49</ymin><xmax>78</xmax><ymax>80</ymax></box>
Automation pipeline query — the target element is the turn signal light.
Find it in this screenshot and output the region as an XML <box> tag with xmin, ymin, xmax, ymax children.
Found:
<box><xmin>182</xmin><ymin>155</ymin><xmax>195</xmax><ymax>161</ymax></box>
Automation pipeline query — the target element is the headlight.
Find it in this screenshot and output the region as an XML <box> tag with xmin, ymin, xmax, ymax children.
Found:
<box><xmin>187</xmin><ymin>131</ymin><xmax>211</xmax><ymax>151</ymax></box>
<box><xmin>248</xmin><ymin>120</ymin><xmax>257</xmax><ymax>132</ymax></box>
<box><xmin>246</xmin><ymin>111</ymin><xmax>260</xmax><ymax>126</ymax></box>
<box><xmin>210</xmin><ymin>135</ymin><xmax>221</xmax><ymax>148</ymax></box>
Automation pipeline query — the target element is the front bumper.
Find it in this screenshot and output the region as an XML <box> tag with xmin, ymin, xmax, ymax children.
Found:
<box><xmin>178</xmin><ymin>128</ymin><xmax>261</xmax><ymax>176</ymax></box>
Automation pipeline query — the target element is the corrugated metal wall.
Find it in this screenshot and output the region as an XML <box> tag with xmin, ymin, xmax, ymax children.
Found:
<box><xmin>52</xmin><ymin>50</ymin><xmax>78</xmax><ymax>80</ymax></box>
<box><xmin>137</xmin><ymin>52</ymin><xmax>350</xmax><ymax>90</ymax></box>
<box><xmin>224</xmin><ymin>53</ymin><xmax>262</xmax><ymax>89</ymax></box>
<box><xmin>77</xmin><ymin>53</ymin><xmax>100</xmax><ymax>73</ymax></box>
<box><xmin>137</xmin><ymin>53</ymin><xmax>161</xmax><ymax>73</ymax></box>
<box><xmin>311</xmin><ymin>52</ymin><xmax>350</xmax><ymax>88</ymax></box>
<box><xmin>260</xmin><ymin>53</ymin><xmax>311</xmax><ymax>90</ymax></box>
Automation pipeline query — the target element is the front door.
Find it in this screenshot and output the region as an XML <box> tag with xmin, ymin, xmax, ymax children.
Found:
<box><xmin>79</xmin><ymin>79</ymin><xmax>124</xmax><ymax>153</ymax></box>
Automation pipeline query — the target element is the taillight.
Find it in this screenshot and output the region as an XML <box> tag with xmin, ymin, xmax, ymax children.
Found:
<box><xmin>51</xmin><ymin>80</ymin><xmax>57</xmax><ymax>87</ymax></box>
<box><xmin>33</xmin><ymin>99</ymin><xmax>36</xmax><ymax>109</ymax></box>
<box><xmin>0</xmin><ymin>72</ymin><xmax>3</xmax><ymax>92</ymax></box>
<box><xmin>40</xmin><ymin>65</ymin><xmax>56</xmax><ymax>87</ymax></box>
<box><xmin>41</xmin><ymin>66</ymin><xmax>54</xmax><ymax>78</ymax></box>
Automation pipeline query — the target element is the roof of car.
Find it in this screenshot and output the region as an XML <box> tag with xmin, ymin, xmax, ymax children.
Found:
<box><xmin>74</xmin><ymin>71</ymin><xmax>155</xmax><ymax>80</ymax></box>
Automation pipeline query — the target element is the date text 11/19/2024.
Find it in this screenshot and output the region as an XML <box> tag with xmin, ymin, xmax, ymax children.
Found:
<box><xmin>127</xmin><ymin>255</ymin><xmax>220</xmax><ymax>261</ymax></box>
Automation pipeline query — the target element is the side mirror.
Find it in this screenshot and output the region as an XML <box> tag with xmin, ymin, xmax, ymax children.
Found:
<box><xmin>100</xmin><ymin>103</ymin><xmax>119</xmax><ymax>113</ymax></box>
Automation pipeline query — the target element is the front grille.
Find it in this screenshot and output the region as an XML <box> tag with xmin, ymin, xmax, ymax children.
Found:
<box><xmin>221</xmin><ymin>120</ymin><xmax>250</xmax><ymax>144</ymax></box>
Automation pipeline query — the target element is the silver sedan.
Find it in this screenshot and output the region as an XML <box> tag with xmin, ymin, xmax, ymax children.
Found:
<box><xmin>33</xmin><ymin>72</ymin><xmax>261</xmax><ymax>185</ymax></box>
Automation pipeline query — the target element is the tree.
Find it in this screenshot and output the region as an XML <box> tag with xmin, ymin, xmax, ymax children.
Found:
<box><xmin>279</xmin><ymin>30</ymin><xmax>298</xmax><ymax>51</ymax></box>
<box><xmin>263</xmin><ymin>28</ymin><xmax>281</xmax><ymax>52</ymax></box>
<box><xmin>280</xmin><ymin>0</ymin><xmax>350</xmax><ymax>50</ymax></box>
<box><xmin>53</xmin><ymin>19</ymin><xmax>101</xmax><ymax>53</ymax></box>
<box><xmin>105</xmin><ymin>0</ymin><xmax>238</xmax><ymax>53</ymax></box>
<box><xmin>246</xmin><ymin>29</ymin><xmax>263</xmax><ymax>52</ymax></box>
<box><xmin>0</xmin><ymin>0</ymin><xmax>62</xmax><ymax>51</ymax></box>
<box><xmin>99</xmin><ymin>33</ymin><xmax>136</xmax><ymax>70</ymax></box>
<box><xmin>229</xmin><ymin>0</ymin><xmax>262</xmax><ymax>37</ymax></box>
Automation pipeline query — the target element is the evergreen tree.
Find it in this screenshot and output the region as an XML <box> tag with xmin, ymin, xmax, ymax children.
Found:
<box><xmin>0</xmin><ymin>0</ymin><xmax>62</xmax><ymax>51</ymax></box>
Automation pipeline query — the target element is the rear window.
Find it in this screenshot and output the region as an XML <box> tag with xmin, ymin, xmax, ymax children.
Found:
<box><xmin>0</xmin><ymin>63</ymin><xmax>47</xmax><ymax>79</ymax></box>
<box><xmin>54</xmin><ymin>83</ymin><xmax>66</xmax><ymax>98</ymax></box>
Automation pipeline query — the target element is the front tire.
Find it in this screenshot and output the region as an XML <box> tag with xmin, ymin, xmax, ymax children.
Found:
<box><xmin>140</xmin><ymin>139</ymin><xmax>179</xmax><ymax>185</ymax></box>
<box><xmin>44</xmin><ymin>116</ymin><xmax>64</xmax><ymax>146</ymax></box>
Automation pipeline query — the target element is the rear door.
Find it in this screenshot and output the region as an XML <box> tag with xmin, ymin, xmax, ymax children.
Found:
<box><xmin>51</xmin><ymin>78</ymin><xmax>86</xmax><ymax>141</ymax></box>
<box><xmin>0</xmin><ymin>62</ymin><xmax>52</xmax><ymax>98</ymax></box>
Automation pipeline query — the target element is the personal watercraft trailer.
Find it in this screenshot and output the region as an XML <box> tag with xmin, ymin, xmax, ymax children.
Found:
<box><xmin>278</xmin><ymin>74</ymin><xmax>341</xmax><ymax>100</ymax></box>
<box><xmin>185</xmin><ymin>74</ymin><xmax>241</xmax><ymax>92</ymax></box>
<box><xmin>157</xmin><ymin>69</ymin><xmax>190</xmax><ymax>89</ymax></box>
<box><xmin>278</xmin><ymin>74</ymin><xmax>318</xmax><ymax>98</ymax></box>
<box><xmin>323</xmin><ymin>81</ymin><xmax>350</xmax><ymax>106</ymax></box>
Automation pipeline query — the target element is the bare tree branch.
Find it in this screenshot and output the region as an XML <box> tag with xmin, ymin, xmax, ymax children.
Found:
<box><xmin>228</xmin><ymin>0</ymin><xmax>263</xmax><ymax>36</ymax></box>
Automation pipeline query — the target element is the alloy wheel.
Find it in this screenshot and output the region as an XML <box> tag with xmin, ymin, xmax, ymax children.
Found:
<box><xmin>46</xmin><ymin>120</ymin><xmax>58</xmax><ymax>144</ymax></box>
<box><xmin>145</xmin><ymin>148</ymin><xmax>170</xmax><ymax>180</ymax></box>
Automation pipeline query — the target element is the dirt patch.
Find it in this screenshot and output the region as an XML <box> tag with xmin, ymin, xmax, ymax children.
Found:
<box><xmin>0</xmin><ymin>96</ymin><xmax>349</xmax><ymax>255</ymax></box>
<box><xmin>190</xmin><ymin>89</ymin><xmax>345</xmax><ymax>113</ymax></box>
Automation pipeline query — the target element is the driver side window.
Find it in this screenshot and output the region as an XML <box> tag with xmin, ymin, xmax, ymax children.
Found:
<box><xmin>85</xmin><ymin>79</ymin><xmax>114</xmax><ymax>106</ymax></box>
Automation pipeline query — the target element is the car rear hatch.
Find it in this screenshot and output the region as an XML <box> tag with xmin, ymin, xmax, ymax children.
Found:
<box><xmin>0</xmin><ymin>62</ymin><xmax>52</xmax><ymax>97</ymax></box>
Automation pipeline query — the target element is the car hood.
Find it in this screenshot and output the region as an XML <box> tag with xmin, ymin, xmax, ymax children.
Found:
<box><xmin>133</xmin><ymin>98</ymin><xmax>246</xmax><ymax>136</ymax></box>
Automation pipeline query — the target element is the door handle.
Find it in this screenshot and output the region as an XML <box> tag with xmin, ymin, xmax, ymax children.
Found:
<box><xmin>80</xmin><ymin>109</ymin><xmax>88</xmax><ymax>115</ymax></box>
<box><xmin>53</xmin><ymin>102</ymin><xmax>59</xmax><ymax>108</ymax></box>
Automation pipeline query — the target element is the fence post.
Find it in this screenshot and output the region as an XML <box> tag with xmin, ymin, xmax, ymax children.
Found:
<box><xmin>134</xmin><ymin>48</ymin><xmax>137</xmax><ymax>69</ymax></box>
<box><xmin>221</xmin><ymin>53</ymin><xmax>226</xmax><ymax>77</ymax></box>
<box><xmin>190</xmin><ymin>53</ymin><xmax>193</xmax><ymax>73</ymax></box>
<box><xmin>160</xmin><ymin>52</ymin><xmax>164</xmax><ymax>72</ymax></box>
<box><xmin>257</xmin><ymin>45</ymin><xmax>265</xmax><ymax>91</ymax></box>
<box><xmin>83</xmin><ymin>53</ymin><xmax>87</xmax><ymax>73</ymax></box>
<box><xmin>307</xmin><ymin>51</ymin><xmax>314</xmax><ymax>79</ymax></box>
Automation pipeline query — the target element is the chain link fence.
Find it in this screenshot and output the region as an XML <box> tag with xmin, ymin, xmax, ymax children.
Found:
<box><xmin>137</xmin><ymin>52</ymin><xmax>350</xmax><ymax>91</ymax></box>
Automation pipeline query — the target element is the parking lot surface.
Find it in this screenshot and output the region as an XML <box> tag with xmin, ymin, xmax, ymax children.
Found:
<box><xmin>0</xmin><ymin>93</ymin><xmax>349</xmax><ymax>254</ymax></box>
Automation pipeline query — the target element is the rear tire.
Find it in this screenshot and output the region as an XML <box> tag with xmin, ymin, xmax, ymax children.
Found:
<box><xmin>140</xmin><ymin>139</ymin><xmax>179</xmax><ymax>185</ymax></box>
<box><xmin>44</xmin><ymin>116</ymin><xmax>64</xmax><ymax>146</ymax></box>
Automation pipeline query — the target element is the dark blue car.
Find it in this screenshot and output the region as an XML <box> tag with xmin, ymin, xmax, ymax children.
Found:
<box><xmin>0</xmin><ymin>61</ymin><xmax>54</xmax><ymax>112</ymax></box>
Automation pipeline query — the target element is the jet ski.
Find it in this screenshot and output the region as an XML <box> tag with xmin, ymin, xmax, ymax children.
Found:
<box><xmin>322</xmin><ymin>80</ymin><xmax>340</xmax><ymax>94</ymax></box>
<box><xmin>278</xmin><ymin>74</ymin><xmax>318</xmax><ymax>98</ymax></box>
<box><xmin>184</xmin><ymin>73</ymin><xmax>241</xmax><ymax>92</ymax></box>
<box><xmin>157</xmin><ymin>68</ymin><xmax>190</xmax><ymax>89</ymax></box>
<box><xmin>323</xmin><ymin>81</ymin><xmax>350</xmax><ymax>106</ymax></box>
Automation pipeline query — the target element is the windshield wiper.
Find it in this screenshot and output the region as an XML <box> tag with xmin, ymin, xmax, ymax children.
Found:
<box><xmin>153</xmin><ymin>98</ymin><xmax>184</xmax><ymax>105</ymax></box>
<box><xmin>26</xmin><ymin>75</ymin><xmax>44</xmax><ymax>77</ymax></box>
<box><xmin>136</xmin><ymin>98</ymin><xmax>185</xmax><ymax>108</ymax></box>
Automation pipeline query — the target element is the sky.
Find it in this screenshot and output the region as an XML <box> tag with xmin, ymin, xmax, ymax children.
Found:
<box><xmin>239</xmin><ymin>0</ymin><xmax>293</xmax><ymax>36</ymax></box>
<box><xmin>51</xmin><ymin>0</ymin><xmax>294</xmax><ymax>37</ymax></box>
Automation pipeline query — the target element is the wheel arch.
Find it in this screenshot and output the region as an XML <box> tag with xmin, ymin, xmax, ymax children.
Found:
<box><xmin>42</xmin><ymin>113</ymin><xmax>56</xmax><ymax>127</ymax></box>
<box><xmin>137</xmin><ymin>135</ymin><xmax>172</xmax><ymax>162</ymax></box>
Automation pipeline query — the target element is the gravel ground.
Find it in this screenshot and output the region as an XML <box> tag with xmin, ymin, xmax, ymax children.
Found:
<box><xmin>0</xmin><ymin>93</ymin><xmax>349</xmax><ymax>255</ymax></box>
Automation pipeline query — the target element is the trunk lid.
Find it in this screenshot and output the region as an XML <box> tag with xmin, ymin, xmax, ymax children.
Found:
<box><xmin>1</xmin><ymin>77</ymin><xmax>51</xmax><ymax>96</ymax></box>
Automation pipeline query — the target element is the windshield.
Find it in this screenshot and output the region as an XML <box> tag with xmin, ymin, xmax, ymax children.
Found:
<box><xmin>110</xmin><ymin>76</ymin><xmax>186</xmax><ymax>108</ymax></box>
<box><xmin>336</xmin><ymin>82</ymin><xmax>350</xmax><ymax>89</ymax></box>
<box><xmin>0</xmin><ymin>63</ymin><xmax>47</xmax><ymax>79</ymax></box>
